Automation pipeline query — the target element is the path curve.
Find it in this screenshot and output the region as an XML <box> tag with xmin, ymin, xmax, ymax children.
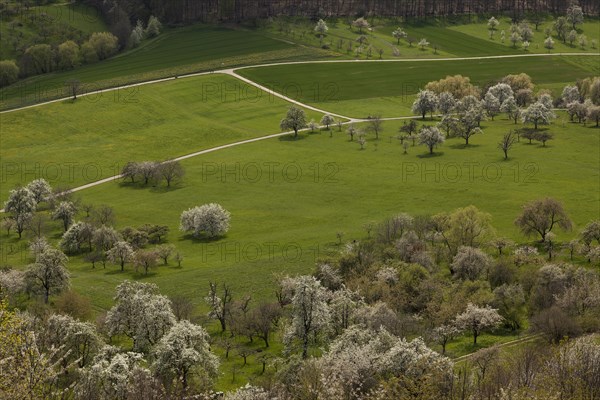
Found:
<box><xmin>453</xmin><ymin>334</ymin><xmax>543</xmax><ymax>362</ymax></box>
<box><xmin>1</xmin><ymin>52</ymin><xmax>598</xmax><ymax>203</ymax></box>
<box><xmin>0</xmin><ymin>116</ymin><xmax>408</xmax><ymax>211</ymax></box>
<box><xmin>1</xmin><ymin>52</ymin><xmax>597</xmax><ymax>114</ymax></box>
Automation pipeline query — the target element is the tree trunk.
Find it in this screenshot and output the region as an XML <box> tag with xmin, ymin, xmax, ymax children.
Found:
<box><xmin>302</xmin><ymin>335</ymin><xmax>309</xmax><ymax>359</ymax></box>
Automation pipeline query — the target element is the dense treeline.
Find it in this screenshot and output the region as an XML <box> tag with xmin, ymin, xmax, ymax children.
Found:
<box><xmin>80</xmin><ymin>0</ymin><xmax>599</xmax><ymax>24</ymax></box>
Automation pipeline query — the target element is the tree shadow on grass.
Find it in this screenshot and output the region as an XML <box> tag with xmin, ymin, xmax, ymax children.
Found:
<box><xmin>278</xmin><ymin>134</ymin><xmax>307</xmax><ymax>142</ymax></box>
<box><xmin>105</xmin><ymin>268</ymin><xmax>129</xmax><ymax>275</ymax></box>
<box><xmin>117</xmin><ymin>181</ymin><xmax>151</xmax><ymax>190</ymax></box>
<box><xmin>448</xmin><ymin>143</ymin><xmax>482</xmax><ymax>149</ymax></box>
<box><xmin>180</xmin><ymin>233</ymin><xmax>227</xmax><ymax>244</ymax></box>
<box><xmin>149</xmin><ymin>185</ymin><xmax>185</xmax><ymax>194</ymax></box>
<box><xmin>132</xmin><ymin>272</ymin><xmax>158</xmax><ymax>280</ymax></box>
<box><xmin>416</xmin><ymin>152</ymin><xmax>445</xmax><ymax>159</ymax></box>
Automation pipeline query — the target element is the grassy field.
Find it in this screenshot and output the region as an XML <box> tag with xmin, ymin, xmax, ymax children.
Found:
<box><xmin>239</xmin><ymin>55</ymin><xmax>598</xmax><ymax>117</ymax></box>
<box><xmin>3</xmin><ymin>112</ymin><xmax>597</xmax><ymax>308</ymax></box>
<box><xmin>0</xmin><ymin>25</ymin><xmax>336</xmax><ymax>110</ymax></box>
<box><xmin>450</xmin><ymin>17</ymin><xmax>600</xmax><ymax>54</ymax></box>
<box><xmin>0</xmin><ymin>73</ymin><xmax>322</xmax><ymax>199</ymax></box>
<box><xmin>264</xmin><ymin>16</ymin><xmax>599</xmax><ymax>58</ymax></box>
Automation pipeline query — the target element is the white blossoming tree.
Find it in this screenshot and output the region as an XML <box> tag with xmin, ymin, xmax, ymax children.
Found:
<box><xmin>283</xmin><ymin>275</ymin><xmax>331</xmax><ymax>358</ymax></box>
<box><xmin>454</xmin><ymin>303</ymin><xmax>503</xmax><ymax>344</ymax></box>
<box><xmin>412</xmin><ymin>90</ymin><xmax>438</xmax><ymax>119</ymax></box>
<box><xmin>105</xmin><ymin>281</ymin><xmax>175</xmax><ymax>351</ymax></box>
<box><xmin>26</xmin><ymin>178</ymin><xmax>52</xmax><ymax>204</ymax></box>
<box><xmin>4</xmin><ymin>187</ymin><xmax>36</xmax><ymax>239</ymax></box>
<box><xmin>180</xmin><ymin>203</ymin><xmax>230</xmax><ymax>238</ymax></box>
<box><xmin>418</xmin><ymin>126</ymin><xmax>445</xmax><ymax>154</ymax></box>
<box><xmin>25</xmin><ymin>247</ymin><xmax>70</xmax><ymax>303</ymax></box>
<box><xmin>152</xmin><ymin>320</ymin><xmax>219</xmax><ymax>390</ymax></box>
<box><xmin>45</xmin><ymin>313</ymin><xmax>102</xmax><ymax>368</ymax></box>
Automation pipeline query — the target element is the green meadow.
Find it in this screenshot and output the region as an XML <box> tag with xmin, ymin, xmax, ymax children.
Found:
<box><xmin>3</xmin><ymin>113</ymin><xmax>597</xmax><ymax>312</ymax></box>
<box><xmin>0</xmin><ymin>73</ymin><xmax>321</xmax><ymax>199</ymax></box>
<box><xmin>239</xmin><ymin>55</ymin><xmax>598</xmax><ymax>117</ymax></box>
<box><xmin>0</xmin><ymin>25</ymin><xmax>334</xmax><ymax>110</ymax></box>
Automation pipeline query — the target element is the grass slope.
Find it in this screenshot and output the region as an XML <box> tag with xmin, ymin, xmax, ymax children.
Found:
<box><xmin>0</xmin><ymin>74</ymin><xmax>321</xmax><ymax>199</ymax></box>
<box><xmin>0</xmin><ymin>25</ymin><xmax>335</xmax><ymax>110</ymax></box>
<box><xmin>239</xmin><ymin>56</ymin><xmax>597</xmax><ymax>117</ymax></box>
<box><xmin>450</xmin><ymin>17</ymin><xmax>600</xmax><ymax>54</ymax></box>
<box><xmin>2</xmin><ymin>114</ymin><xmax>597</xmax><ymax>311</ymax></box>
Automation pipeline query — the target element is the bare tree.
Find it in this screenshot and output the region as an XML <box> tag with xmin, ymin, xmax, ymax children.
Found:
<box><xmin>498</xmin><ymin>131</ymin><xmax>517</xmax><ymax>159</ymax></box>
<box><xmin>368</xmin><ymin>115</ymin><xmax>383</xmax><ymax>139</ymax></box>
<box><xmin>515</xmin><ymin>198</ymin><xmax>572</xmax><ymax>242</ymax></box>
<box><xmin>159</xmin><ymin>161</ymin><xmax>184</xmax><ymax>187</ymax></box>
<box><xmin>205</xmin><ymin>282</ymin><xmax>233</xmax><ymax>332</ymax></box>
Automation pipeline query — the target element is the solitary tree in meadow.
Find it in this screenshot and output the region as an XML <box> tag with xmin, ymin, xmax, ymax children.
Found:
<box><xmin>280</xmin><ymin>106</ymin><xmax>307</xmax><ymax>139</ymax></box>
<box><xmin>180</xmin><ymin>203</ymin><xmax>230</xmax><ymax>238</ymax></box>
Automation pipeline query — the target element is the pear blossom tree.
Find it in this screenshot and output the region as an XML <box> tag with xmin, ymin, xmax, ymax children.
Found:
<box><xmin>180</xmin><ymin>203</ymin><xmax>230</xmax><ymax>238</ymax></box>
<box><xmin>105</xmin><ymin>280</ymin><xmax>175</xmax><ymax>351</ymax></box>
<box><xmin>152</xmin><ymin>320</ymin><xmax>219</xmax><ymax>390</ymax></box>
<box><xmin>454</xmin><ymin>303</ymin><xmax>503</xmax><ymax>344</ymax></box>
<box><xmin>283</xmin><ymin>275</ymin><xmax>331</xmax><ymax>358</ymax></box>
